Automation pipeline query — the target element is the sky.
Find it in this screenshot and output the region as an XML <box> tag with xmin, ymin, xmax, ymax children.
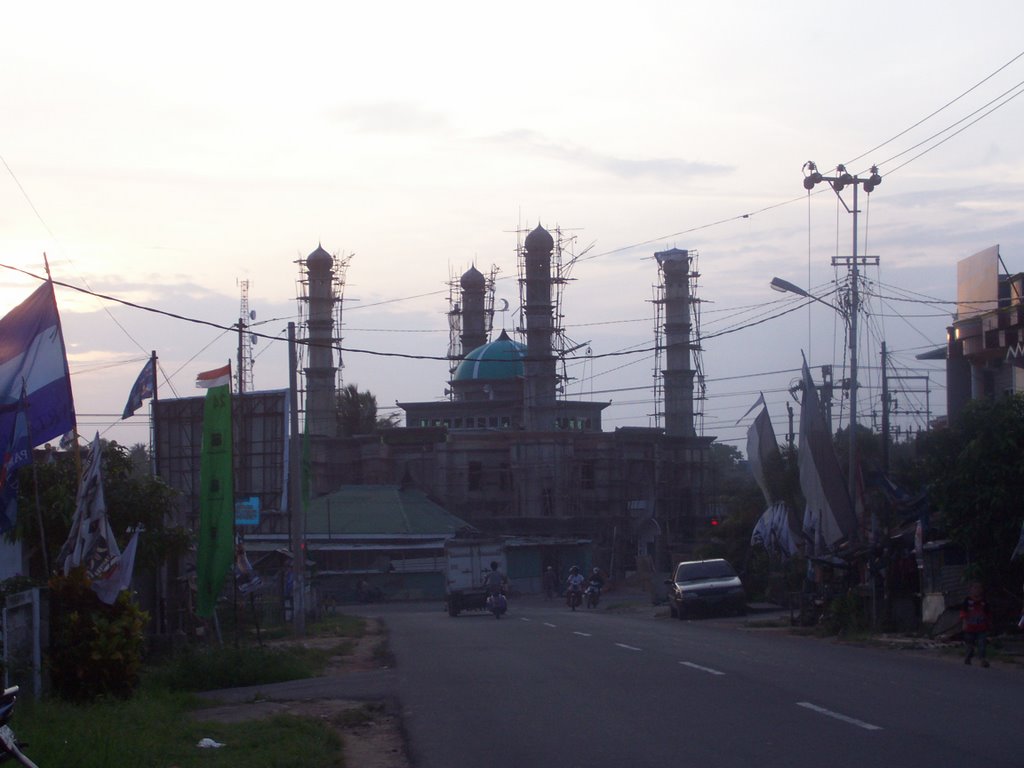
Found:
<box><xmin>3</xmin><ymin>1</ymin><xmax>1024</xmax><ymax>453</ymax></box>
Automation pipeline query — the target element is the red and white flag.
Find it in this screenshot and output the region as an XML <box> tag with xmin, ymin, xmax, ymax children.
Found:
<box><xmin>196</xmin><ymin>363</ymin><xmax>231</xmax><ymax>389</ymax></box>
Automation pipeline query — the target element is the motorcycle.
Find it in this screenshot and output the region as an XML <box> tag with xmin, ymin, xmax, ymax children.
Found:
<box><xmin>0</xmin><ymin>686</ymin><xmax>38</xmax><ymax>767</ymax></box>
<box><xmin>566</xmin><ymin>586</ymin><xmax>582</xmax><ymax>611</ymax></box>
<box><xmin>486</xmin><ymin>590</ymin><xmax>508</xmax><ymax>619</ymax></box>
<box><xmin>584</xmin><ymin>581</ymin><xmax>602</xmax><ymax>609</ymax></box>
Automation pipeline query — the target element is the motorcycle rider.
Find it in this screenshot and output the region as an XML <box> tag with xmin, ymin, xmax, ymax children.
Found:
<box><xmin>484</xmin><ymin>561</ymin><xmax>507</xmax><ymax>614</ymax></box>
<box><xmin>565</xmin><ymin>566</ymin><xmax>585</xmax><ymax>607</ymax></box>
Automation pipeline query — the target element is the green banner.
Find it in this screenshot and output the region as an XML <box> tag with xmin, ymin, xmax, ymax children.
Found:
<box><xmin>196</xmin><ymin>384</ymin><xmax>234</xmax><ymax>618</ymax></box>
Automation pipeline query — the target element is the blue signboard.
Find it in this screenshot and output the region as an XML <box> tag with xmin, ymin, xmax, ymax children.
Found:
<box><xmin>235</xmin><ymin>496</ymin><xmax>260</xmax><ymax>526</ymax></box>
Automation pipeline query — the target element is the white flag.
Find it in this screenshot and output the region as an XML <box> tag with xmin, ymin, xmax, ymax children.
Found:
<box><xmin>56</xmin><ymin>433</ymin><xmax>139</xmax><ymax>604</ymax></box>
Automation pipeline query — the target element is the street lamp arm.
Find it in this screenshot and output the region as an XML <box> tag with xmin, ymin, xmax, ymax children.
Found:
<box><xmin>770</xmin><ymin>277</ymin><xmax>845</xmax><ymax>316</ymax></box>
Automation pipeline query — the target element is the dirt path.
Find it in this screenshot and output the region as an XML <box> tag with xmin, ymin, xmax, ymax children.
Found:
<box><xmin>193</xmin><ymin>618</ymin><xmax>410</xmax><ymax>768</ymax></box>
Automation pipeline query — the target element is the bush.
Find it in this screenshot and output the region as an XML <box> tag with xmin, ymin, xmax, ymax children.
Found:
<box><xmin>820</xmin><ymin>591</ymin><xmax>867</xmax><ymax>636</ymax></box>
<box><xmin>47</xmin><ymin>569</ymin><xmax>149</xmax><ymax>702</ymax></box>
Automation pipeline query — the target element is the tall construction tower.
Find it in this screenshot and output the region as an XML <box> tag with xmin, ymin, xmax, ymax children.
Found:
<box><xmin>652</xmin><ymin>248</ymin><xmax>704</xmax><ymax>437</ymax></box>
<box><xmin>447</xmin><ymin>264</ymin><xmax>498</xmax><ymax>388</ymax></box>
<box><xmin>520</xmin><ymin>224</ymin><xmax>559</xmax><ymax>431</ymax></box>
<box><xmin>296</xmin><ymin>245</ymin><xmax>351</xmax><ymax>437</ymax></box>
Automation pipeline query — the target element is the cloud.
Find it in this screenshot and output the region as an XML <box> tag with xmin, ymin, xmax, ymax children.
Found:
<box><xmin>330</xmin><ymin>102</ymin><xmax>451</xmax><ymax>135</ymax></box>
<box><xmin>483</xmin><ymin>129</ymin><xmax>732</xmax><ymax>182</ymax></box>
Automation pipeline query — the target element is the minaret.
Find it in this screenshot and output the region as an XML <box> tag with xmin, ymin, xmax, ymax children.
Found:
<box><xmin>655</xmin><ymin>248</ymin><xmax>696</xmax><ymax>438</ymax></box>
<box><xmin>460</xmin><ymin>265</ymin><xmax>487</xmax><ymax>354</ymax></box>
<box><xmin>523</xmin><ymin>224</ymin><xmax>557</xmax><ymax>430</ymax></box>
<box><xmin>304</xmin><ymin>245</ymin><xmax>338</xmax><ymax>437</ymax></box>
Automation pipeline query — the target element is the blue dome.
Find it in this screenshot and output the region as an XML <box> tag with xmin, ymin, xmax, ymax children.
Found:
<box><xmin>453</xmin><ymin>331</ymin><xmax>526</xmax><ymax>382</ymax></box>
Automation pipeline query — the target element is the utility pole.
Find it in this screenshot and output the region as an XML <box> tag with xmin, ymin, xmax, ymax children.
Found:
<box><xmin>802</xmin><ymin>162</ymin><xmax>882</xmax><ymax>541</ymax></box>
<box><xmin>288</xmin><ymin>322</ymin><xmax>305</xmax><ymax>636</ymax></box>
<box><xmin>881</xmin><ymin>342</ymin><xmax>890</xmax><ymax>473</ymax></box>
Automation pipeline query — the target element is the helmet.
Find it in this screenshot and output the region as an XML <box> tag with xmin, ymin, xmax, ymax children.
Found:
<box><xmin>592</xmin><ymin>567</ymin><xmax>599</xmax><ymax>574</ymax></box>
<box><xmin>570</xmin><ymin>566</ymin><xmax>579</xmax><ymax>574</ymax></box>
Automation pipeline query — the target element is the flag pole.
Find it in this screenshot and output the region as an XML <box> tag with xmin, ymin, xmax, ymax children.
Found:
<box><xmin>150</xmin><ymin>351</ymin><xmax>160</xmax><ymax>477</ymax></box>
<box><xmin>42</xmin><ymin>253</ymin><xmax>82</xmax><ymax>486</ymax></box>
<box><xmin>19</xmin><ymin>382</ymin><xmax>48</xmax><ymax>575</ymax></box>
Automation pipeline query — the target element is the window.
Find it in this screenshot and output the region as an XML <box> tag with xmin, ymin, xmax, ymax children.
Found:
<box><xmin>580</xmin><ymin>461</ymin><xmax>595</xmax><ymax>490</ymax></box>
<box><xmin>468</xmin><ymin>461</ymin><xmax>483</xmax><ymax>491</ymax></box>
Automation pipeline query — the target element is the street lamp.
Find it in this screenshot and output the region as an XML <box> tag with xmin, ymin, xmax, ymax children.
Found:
<box><xmin>769</xmin><ymin>277</ymin><xmax>842</xmax><ymax>313</ymax></box>
<box><xmin>798</xmin><ymin>160</ymin><xmax>882</xmax><ymax>545</ymax></box>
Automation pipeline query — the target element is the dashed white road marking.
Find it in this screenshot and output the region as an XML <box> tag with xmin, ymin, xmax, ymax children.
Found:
<box><xmin>573</xmin><ymin>631</ymin><xmax>591</xmax><ymax>637</ymax></box>
<box><xmin>615</xmin><ymin>643</ymin><xmax>642</xmax><ymax>651</ymax></box>
<box><xmin>519</xmin><ymin>617</ymin><xmax>531</xmax><ymax>622</ymax></box>
<box><xmin>797</xmin><ymin>702</ymin><xmax>882</xmax><ymax>731</ymax></box>
<box><xmin>679</xmin><ymin>661</ymin><xmax>725</xmax><ymax>676</ymax></box>
<box><xmin>543</xmin><ymin>622</ymin><xmax>557</xmax><ymax>628</ymax></box>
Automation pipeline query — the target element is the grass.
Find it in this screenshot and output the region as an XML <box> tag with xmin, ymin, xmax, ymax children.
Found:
<box><xmin>16</xmin><ymin>691</ymin><xmax>345</xmax><ymax>768</ymax></box>
<box><xmin>11</xmin><ymin>614</ymin><xmax>373</xmax><ymax>768</ymax></box>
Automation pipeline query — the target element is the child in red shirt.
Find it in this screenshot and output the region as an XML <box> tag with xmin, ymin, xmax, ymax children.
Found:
<box><xmin>960</xmin><ymin>582</ymin><xmax>992</xmax><ymax>667</ymax></box>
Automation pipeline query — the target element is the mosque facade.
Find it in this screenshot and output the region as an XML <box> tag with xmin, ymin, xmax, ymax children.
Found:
<box><xmin>304</xmin><ymin>224</ymin><xmax>714</xmax><ymax>571</ymax></box>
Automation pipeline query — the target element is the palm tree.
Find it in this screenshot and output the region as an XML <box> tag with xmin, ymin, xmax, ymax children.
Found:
<box><xmin>337</xmin><ymin>383</ymin><xmax>380</xmax><ymax>436</ymax></box>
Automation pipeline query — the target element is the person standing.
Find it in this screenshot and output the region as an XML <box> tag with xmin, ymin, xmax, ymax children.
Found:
<box><xmin>542</xmin><ymin>566</ymin><xmax>557</xmax><ymax>600</ymax></box>
<box><xmin>960</xmin><ymin>581</ymin><xmax>992</xmax><ymax>667</ymax></box>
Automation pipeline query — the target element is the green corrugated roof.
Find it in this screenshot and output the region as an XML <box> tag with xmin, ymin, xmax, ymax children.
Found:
<box><xmin>305</xmin><ymin>485</ymin><xmax>472</xmax><ymax>537</ymax></box>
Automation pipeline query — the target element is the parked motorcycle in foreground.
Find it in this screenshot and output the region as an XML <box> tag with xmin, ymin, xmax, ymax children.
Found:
<box><xmin>0</xmin><ymin>686</ymin><xmax>38</xmax><ymax>767</ymax></box>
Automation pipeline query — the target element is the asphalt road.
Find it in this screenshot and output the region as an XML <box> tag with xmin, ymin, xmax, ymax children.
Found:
<box><xmin>354</xmin><ymin>595</ymin><xmax>1019</xmax><ymax>768</ymax></box>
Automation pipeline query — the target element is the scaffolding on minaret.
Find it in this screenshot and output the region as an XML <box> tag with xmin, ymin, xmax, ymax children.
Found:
<box><xmin>651</xmin><ymin>248</ymin><xmax>705</xmax><ymax>435</ymax></box>
<box><xmin>295</xmin><ymin>247</ymin><xmax>352</xmax><ymax>433</ymax></box>
<box><xmin>446</xmin><ymin>263</ymin><xmax>499</xmax><ymax>391</ymax></box>
<box><xmin>515</xmin><ymin>224</ymin><xmax>589</xmax><ymax>393</ymax></box>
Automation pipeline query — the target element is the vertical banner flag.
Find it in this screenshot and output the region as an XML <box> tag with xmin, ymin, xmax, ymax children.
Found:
<box><xmin>798</xmin><ymin>357</ymin><xmax>857</xmax><ymax>551</ymax></box>
<box><xmin>0</xmin><ymin>281</ymin><xmax>76</xmax><ymax>446</ymax></box>
<box><xmin>196</xmin><ymin>364</ymin><xmax>234</xmax><ymax>617</ymax></box>
<box><xmin>121</xmin><ymin>357</ymin><xmax>156</xmax><ymax>419</ymax></box>
<box><xmin>56</xmin><ymin>433</ymin><xmax>138</xmax><ymax>604</ymax></box>
<box><xmin>0</xmin><ymin>401</ymin><xmax>30</xmax><ymax>533</ymax></box>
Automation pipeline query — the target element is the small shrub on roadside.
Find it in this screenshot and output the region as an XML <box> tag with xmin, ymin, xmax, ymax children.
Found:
<box><xmin>820</xmin><ymin>591</ymin><xmax>867</xmax><ymax>636</ymax></box>
<box><xmin>47</xmin><ymin>568</ymin><xmax>149</xmax><ymax>702</ymax></box>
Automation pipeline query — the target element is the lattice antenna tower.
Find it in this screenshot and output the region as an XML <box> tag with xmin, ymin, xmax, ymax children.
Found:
<box><xmin>238</xmin><ymin>279</ymin><xmax>256</xmax><ymax>392</ymax></box>
<box><xmin>295</xmin><ymin>249</ymin><xmax>353</xmax><ymax>420</ymax></box>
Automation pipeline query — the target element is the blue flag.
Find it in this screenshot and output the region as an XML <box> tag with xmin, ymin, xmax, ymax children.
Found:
<box><xmin>122</xmin><ymin>357</ymin><xmax>155</xmax><ymax>419</ymax></box>
<box><xmin>0</xmin><ymin>282</ymin><xmax>76</xmax><ymax>446</ymax></box>
<box><xmin>0</xmin><ymin>402</ymin><xmax>30</xmax><ymax>533</ymax></box>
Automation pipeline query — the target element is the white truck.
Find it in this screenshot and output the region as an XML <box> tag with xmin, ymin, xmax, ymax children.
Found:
<box><xmin>444</xmin><ymin>537</ymin><xmax>506</xmax><ymax>617</ymax></box>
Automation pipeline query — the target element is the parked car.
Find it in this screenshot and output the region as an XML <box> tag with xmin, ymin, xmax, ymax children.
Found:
<box><xmin>665</xmin><ymin>558</ymin><xmax>746</xmax><ymax>618</ymax></box>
